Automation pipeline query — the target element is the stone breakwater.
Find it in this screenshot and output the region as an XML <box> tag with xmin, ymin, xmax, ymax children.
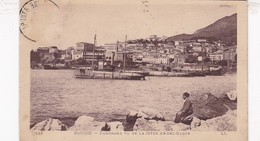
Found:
<box><xmin>31</xmin><ymin>91</ymin><xmax>237</xmax><ymax>131</ymax></box>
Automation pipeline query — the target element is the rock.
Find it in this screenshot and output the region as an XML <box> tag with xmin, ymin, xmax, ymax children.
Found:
<box><xmin>133</xmin><ymin>118</ymin><xmax>190</xmax><ymax>131</ymax></box>
<box><xmin>133</xmin><ymin>119</ymin><xmax>162</xmax><ymax>131</ymax></box>
<box><xmin>191</xmin><ymin>117</ymin><xmax>201</xmax><ymax>129</ymax></box>
<box><xmin>191</xmin><ymin>120</ymin><xmax>214</xmax><ymax>131</ymax></box>
<box><xmin>126</xmin><ymin>108</ymin><xmax>165</xmax><ymax>125</ymax></box>
<box><xmin>167</xmin><ymin>122</ymin><xmax>191</xmax><ymax>131</ymax></box>
<box><xmin>192</xmin><ymin>93</ymin><xmax>228</xmax><ymax>120</ymax></box>
<box><xmin>225</xmin><ymin>90</ymin><xmax>237</xmax><ymax>101</ymax></box>
<box><xmin>50</xmin><ymin>119</ymin><xmax>68</xmax><ymax>130</ymax></box>
<box><xmin>69</xmin><ymin>115</ymin><xmax>105</xmax><ymax>131</ymax></box>
<box><xmin>218</xmin><ymin>91</ymin><xmax>237</xmax><ymax>110</ymax></box>
<box><xmin>31</xmin><ymin>118</ymin><xmax>68</xmax><ymax>131</ymax></box>
<box><xmin>69</xmin><ymin>121</ymin><xmax>105</xmax><ymax>131</ymax></box>
<box><xmin>100</xmin><ymin>122</ymin><xmax>124</xmax><ymax>131</ymax></box>
<box><xmin>122</xmin><ymin>121</ymin><xmax>135</xmax><ymax>131</ymax></box>
<box><xmin>74</xmin><ymin>115</ymin><xmax>95</xmax><ymax>126</ymax></box>
<box><xmin>137</xmin><ymin>108</ymin><xmax>165</xmax><ymax>121</ymax></box>
<box><xmin>126</xmin><ymin>110</ymin><xmax>139</xmax><ymax>124</ymax></box>
<box><xmin>180</xmin><ymin>116</ymin><xmax>193</xmax><ymax>125</ymax></box>
<box><xmin>192</xmin><ymin>110</ymin><xmax>236</xmax><ymax>131</ymax></box>
<box><xmin>205</xmin><ymin>110</ymin><xmax>237</xmax><ymax>131</ymax></box>
<box><xmin>106</xmin><ymin>122</ymin><xmax>124</xmax><ymax>131</ymax></box>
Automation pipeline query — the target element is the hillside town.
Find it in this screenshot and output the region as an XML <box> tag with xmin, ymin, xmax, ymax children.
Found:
<box><xmin>30</xmin><ymin>35</ymin><xmax>237</xmax><ymax>73</ymax></box>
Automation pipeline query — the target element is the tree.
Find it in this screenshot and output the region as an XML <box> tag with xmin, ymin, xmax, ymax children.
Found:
<box><xmin>54</xmin><ymin>52</ymin><xmax>60</xmax><ymax>59</ymax></box>
<box><xmin>30</xmin><ymin>50</ymin><xmax>41</xmax><ymax>63</ymax></box>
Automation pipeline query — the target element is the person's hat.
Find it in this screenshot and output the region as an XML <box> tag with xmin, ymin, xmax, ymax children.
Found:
<box><xmin>183</xmin><ymin>92</ymin><xmax>190</xmax><ymax>97</ymax></box>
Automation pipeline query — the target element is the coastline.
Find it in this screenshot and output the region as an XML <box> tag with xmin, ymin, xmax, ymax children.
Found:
<box><xmin>31</xmin><ymin>91</ymin><xmax>237</xmax><ymax>131</ymax></box>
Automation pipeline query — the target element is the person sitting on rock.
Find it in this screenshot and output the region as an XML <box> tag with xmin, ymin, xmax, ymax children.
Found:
<box><xmin>174</xmin><ymin>92</ymin><xmax>193</xmax><ymax>124</ymax></box>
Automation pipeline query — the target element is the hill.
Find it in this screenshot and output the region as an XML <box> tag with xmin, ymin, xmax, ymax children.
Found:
<box><xmin>167</xmin><ymin>13</ymin><xmax>237</xmax><ymax>43</ymax></box>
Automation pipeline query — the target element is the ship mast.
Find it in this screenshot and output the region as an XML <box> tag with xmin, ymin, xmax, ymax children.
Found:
<box><xmin>124</xmin><ymin>35</ymin><xmax>127</xmax><ymax>72</ymax></box>
<box><xmin>92</xmin><ymin>34</ymin><xmax>96</xmax><ymax>70</ymax></box>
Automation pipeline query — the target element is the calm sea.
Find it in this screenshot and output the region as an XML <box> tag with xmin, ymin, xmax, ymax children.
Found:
<box><xmin>31</xmin><ymin>70</ymin><xmax>236</xmax><ymax>125</ymax></box>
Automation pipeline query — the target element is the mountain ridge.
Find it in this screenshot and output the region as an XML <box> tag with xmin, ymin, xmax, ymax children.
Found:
<box><xmin>167</xmin><ymin>13</ymin><xmax>237</xmax><ymax>43</ymax></box>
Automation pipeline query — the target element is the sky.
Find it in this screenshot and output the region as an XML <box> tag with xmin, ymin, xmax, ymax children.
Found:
<box><xmin>21</xmin><ymin>0</ymin><xmax>237</xmax><ymax>49</ymax></box>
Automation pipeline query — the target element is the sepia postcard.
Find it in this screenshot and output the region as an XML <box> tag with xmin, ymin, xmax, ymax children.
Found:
<box><xmin>19</xmin><ymin>0</ymin><xmax>248</xmax><ymax>141</ymax></box>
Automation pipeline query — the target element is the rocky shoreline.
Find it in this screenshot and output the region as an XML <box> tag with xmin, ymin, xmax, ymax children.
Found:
<box><xmin>31</xmin><ymin>91</ymin><xmax>237</xmax><ymax>131</ymax></box>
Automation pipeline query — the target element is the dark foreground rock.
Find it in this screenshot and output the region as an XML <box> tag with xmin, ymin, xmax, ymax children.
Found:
<box><xmin>192</xmin><ymin>93</ymin><xmax>236</xmax><ymax>120</ymax></box>
<box><xmin>31</xmin><ymin>118</ymin><xmax>68</xmax><ymax>131</ymax></box>
<box><xmin>126</xmin><ymin>110</ymin><xmax>139</xmax><ymax>124</ymax></box>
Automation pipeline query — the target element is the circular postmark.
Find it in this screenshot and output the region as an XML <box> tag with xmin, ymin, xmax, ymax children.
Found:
<box><xmin>20</xmin><ymin>0</ymin><xmax>59</xmax><ymax>42</ymax></box>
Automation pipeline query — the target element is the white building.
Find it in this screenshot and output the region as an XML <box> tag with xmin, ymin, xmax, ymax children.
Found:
<box><xmin>61</xmin><ymin>54</ymin><xmax>66</xmax><ymax>60</ymax></box>
<box><xmin>142</xmin><ymin>55</ymin><xmax>168</xmax><ymax>64</ymax></box>
<box><xmin>155</xmin><ymin>57</ymin><xmax>168</xmax><ymax>64</ymax></box>
<box><xmin>72</xmin><ymin>50</ymin><xmax>83</xmax><ymax>60</ymax></box>
<box><xmin>209</xmin><ymin>53</ymin><xmax>223</xmax><ymax>61</ymax></box>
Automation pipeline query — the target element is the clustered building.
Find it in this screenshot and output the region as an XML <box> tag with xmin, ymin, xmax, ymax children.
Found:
<box><xmin>32</xmin><ymin>35</ymin><xmax>237</xmax><ymax>70</ymax></box>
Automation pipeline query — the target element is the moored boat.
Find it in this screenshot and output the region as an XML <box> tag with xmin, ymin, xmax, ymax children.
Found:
<box><xmin>124</xmin><ymin>70</ymin><xmax>150</xmax><ymax>76</ymax></box>
<box><xmin>74</xmin><ymin>34</ymin><xmax>146</xmax><ymax>80</ymax></box>
<box><xmin>75</xmin><ymin>35</ymin><xmax>147</xmax><ymax>80</ymax></box>
<box><xmin>189</xmin><ymin>71</ymin><xmax>206</xmax><ymax>77</ymax></box>
<box><xmin>149</xmin><ymin>71</ymin><xmax>193</xmax><ymax>77</ymax></box>
<box><xmin>75</xmin><ymin>69</ymin><xmax>146</xmax><ymax>80</ymax></box>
